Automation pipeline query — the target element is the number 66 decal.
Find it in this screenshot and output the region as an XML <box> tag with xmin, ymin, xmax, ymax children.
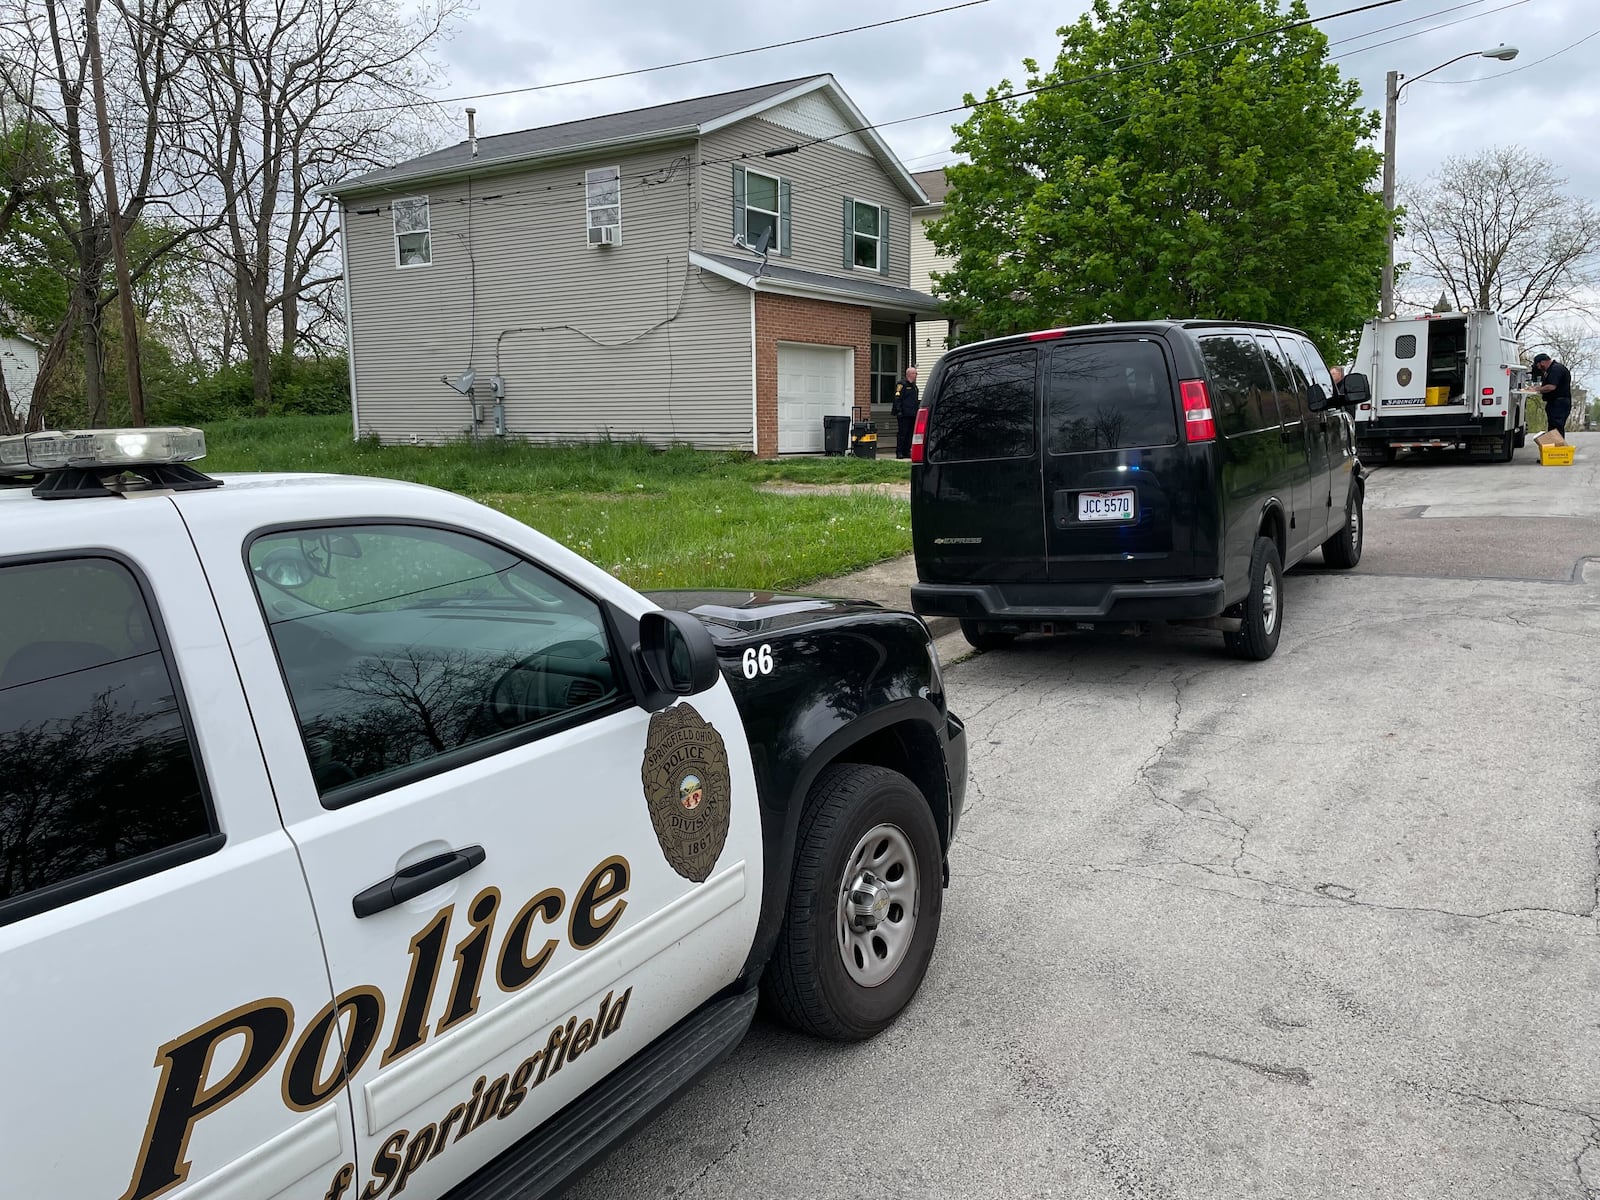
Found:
<box><xmin>741</xmin><ymin>644</ymin><xmax>774</xmax><ymax>678</ymax></box>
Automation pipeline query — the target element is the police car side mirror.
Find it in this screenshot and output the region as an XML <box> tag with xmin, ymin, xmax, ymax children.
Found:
<box><xmin>637</xmin><ymin>610</ymin><xmax>720</xmax><ymax>711</ymax></box>
<box><xmin>1339</xmin><ymin>373</ymin><xmax>1371</xmax><ymax>407</ymax></box>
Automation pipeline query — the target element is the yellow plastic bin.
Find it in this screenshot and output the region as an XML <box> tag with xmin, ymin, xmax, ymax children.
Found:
<box><xmin>1425</xmin><ymin>386</ymin><xmax>1451</xmax><ymax>406</ymax></box>
<box><xmin>1539</xmin><ymin>443</ymin><xmax>1575</xmax><ymax>466</ymax></box>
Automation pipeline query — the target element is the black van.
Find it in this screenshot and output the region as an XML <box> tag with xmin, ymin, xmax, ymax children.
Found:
<box><xmin>908</xmin><ymin>321</ymin><xmax>1371</xmax><ymax>660</ymax></box>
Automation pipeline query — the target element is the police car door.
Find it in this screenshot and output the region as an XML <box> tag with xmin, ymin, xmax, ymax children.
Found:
<box><xmin>1</xmin><ymin>500</ymin><xmax>351</xmax><ymax>1200</ymax></box>
<box><xmin>176</xmin><ymin>486</ymin><xmax>763</xmax><ymax>1200</ymax></box>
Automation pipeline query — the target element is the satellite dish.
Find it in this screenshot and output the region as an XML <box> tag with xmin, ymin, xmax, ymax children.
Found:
<box><xmin>752</xmin><ymin>228</ymin><xmax>772</xmax><ymax>257</ymax></box>
<box><xmin>442</xmin><ymin>368</ymin><xmax>476</xmax><ymax>395</ymax></box>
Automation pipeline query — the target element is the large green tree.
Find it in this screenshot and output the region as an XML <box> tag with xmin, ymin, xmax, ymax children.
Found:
<box><xmin>930</xmin><ymin>0</ymin><xmax>1387</xmax><ymax>355</ymax></box>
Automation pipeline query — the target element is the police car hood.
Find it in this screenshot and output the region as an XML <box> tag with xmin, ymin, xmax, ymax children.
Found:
<box><xmin>645</xmin><ymin>590</ymin><xmax>890</xmax><ymax>638</ymax></box>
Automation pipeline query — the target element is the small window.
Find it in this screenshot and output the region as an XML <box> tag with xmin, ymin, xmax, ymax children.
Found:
<box><xmin>1047</xmin><ymin>340</ymin><xmax>1177</xmax><ymax>454</ymax></box>
<box><xmin>585</xmin><ymin>166</ymin><xmax>621</xmax><ymax>246</ymax></box>
<box><xmin>393</xmin><ymin>197</ymin><xmax>431</xmax><ymax>267</ymax></box>
<box><xmin>742</xmin><ymin>169</ymin><xmax>781</xmax><ymax>251</ymax></box>
<box><xmin>248</xmin><ymin>526</ymin><xmax>625</xmax><ymax>802</ymax></box>
<box><xmin>927</xmin><ymin>350</ymin><xmax>1037</xmax><ymax>463</ymax></box>
<box><xmin>846</xmin><ymin>199</ymin><xmax>884</xmax><ymax>271</ymax></box>
<box><xmin>1394</xmin><ymin>334</ymin><xmax>1417</xmax><ymax>359</ymax></box>
<box><xmin>1</xmin><ymin>557</ymin><xmax>214</xmax><ymax>922</ymax></box>
<box><xmin>1201</xmin><ymin>334</ymin><xmax>1280</xmax><ymax>437</ymax></box>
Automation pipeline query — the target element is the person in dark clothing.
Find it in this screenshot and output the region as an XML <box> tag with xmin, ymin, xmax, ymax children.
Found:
<box><xmin>1532</xmin><ymin>353</ymin><xmax>1573</xmax><ymax>436</ymax></box>
<box><xmin>893</xmin><ymin>366</ymin><xmax>921</xmax><ymax>459</ymax></box>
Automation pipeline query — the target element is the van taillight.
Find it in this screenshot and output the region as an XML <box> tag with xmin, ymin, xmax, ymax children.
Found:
<box><xmin>910</xmin><ymin>407</ymin><xmax>929</xmax><ymax>464</ymax></box>
<box><xmin>1180</xmin><ymin>380</ymin><xmax>1216</xmax><ymax>442</ymax></box>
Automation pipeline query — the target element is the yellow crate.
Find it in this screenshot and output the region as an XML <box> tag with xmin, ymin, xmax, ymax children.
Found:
<box><xmin>1425</xmin><ymin>386</ymin><xmax>1451</xmax><ymax>406</ymax></box>
<box><xmin>1539</xmin><ymin>443</ymin><xmax>1575</xmax><ymax>466</ymax></box>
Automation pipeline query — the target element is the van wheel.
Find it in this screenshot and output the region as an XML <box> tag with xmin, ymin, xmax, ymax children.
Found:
<box><xmin>960</xmin><ymin>620</ymin><xmax>1015</xmax><ymax>652</ymax></box>
<box><xmin>1224</xmin><ymin>538</ymin><xmax>1283</xmax><ymax>661</ymax></box>
<box><xmin>1321</xmin><ymin>485</ymin><xmax>1363</xmax><ymax>569</ymax></box>
<box><xmin>762</xmin><ymin>764</ymin><xmax>943</xmax><ymax>1041</ymax></box>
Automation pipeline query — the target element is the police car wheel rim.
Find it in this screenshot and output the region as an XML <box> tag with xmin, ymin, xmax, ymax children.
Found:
<box><xmin>836</xmin><ymin>822</ymin><xmax>919</xmax><ymax>988</ymax></box>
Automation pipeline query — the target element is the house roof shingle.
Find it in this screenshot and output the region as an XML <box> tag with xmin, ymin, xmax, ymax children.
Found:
<box><xmin>912</xmin><ymin>168</ymin><xmax>950</xmax><ymax>205</ymax></box>
<box><xmin>336</xmin><ymin>76</ymin><xmax>827</xmax><ymax>194</ymax></box>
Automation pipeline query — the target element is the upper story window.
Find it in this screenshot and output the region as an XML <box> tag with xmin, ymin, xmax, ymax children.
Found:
<box><xmin>393</xmin><ymin>196</ymin><xmax>431</xmax><ymax>267</ymax></box>
<box><xmin>843</xmin><ymin>199</ymin><xmax>888</xmax><ymax>274</ymax></box>
<box><xmin>586</xmin><ymin>166</ymin><xmax>622</xmax><ymax>247</ymax></box>
<box><xmin>733</xmin><ymin>166</ymin><xmax>790</xmax><ymax>256</ymax></box>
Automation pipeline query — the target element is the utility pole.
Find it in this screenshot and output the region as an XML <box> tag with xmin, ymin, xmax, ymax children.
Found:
<box><xmin>1381</xmin><ymin>70</ymin><xmax>1399</xmax><ymax>321</ymax></box>
<box><xmin>84</xmin><ymin>0</ymin><xmax>145</xmax><ymax>426</ymax></box>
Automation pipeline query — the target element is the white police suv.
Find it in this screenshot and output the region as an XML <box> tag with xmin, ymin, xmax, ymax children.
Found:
<box><xmin>0</xmin><ymin>429</ymin><xmax>967</xmax><ymax>1200</ymax></box>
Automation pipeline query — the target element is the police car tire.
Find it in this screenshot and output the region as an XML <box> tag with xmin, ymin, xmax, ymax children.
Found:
<box><xmin>763</xmin><ymin>763</ymin><xmax>942</xmax><ymax>1041</ymax></box>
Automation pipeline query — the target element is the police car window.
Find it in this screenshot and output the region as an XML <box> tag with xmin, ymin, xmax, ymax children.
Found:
<box><xmin>927</xmin><ymin>349</ymin><xmax>1037</xmax><ymax>462</ymax></box>
<box><xmin>248</xmin><ymin>526</ymin><xmax>623</xmax><ymax>802</ymax></box>
<box><xmin>0</xmin><ymin>558</ymin><xmax>213</xmax><ymax>922</ymax></box>
<box><xmin>1047</xmin><ymin>340</ymin><xmax>1177</xmax><ymax>453</ymax></box>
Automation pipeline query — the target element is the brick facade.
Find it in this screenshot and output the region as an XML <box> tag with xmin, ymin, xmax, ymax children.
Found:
<box><xmin>754</xmin><ymin>293</ymin><xmax>872</xmax><ymax>458</ymax></box>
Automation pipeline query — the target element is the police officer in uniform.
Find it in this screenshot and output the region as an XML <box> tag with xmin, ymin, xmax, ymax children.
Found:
<box><xmin>893</xmin><ymin>366</ymin><xmax>920</xmax><ymax>459</ymax></box>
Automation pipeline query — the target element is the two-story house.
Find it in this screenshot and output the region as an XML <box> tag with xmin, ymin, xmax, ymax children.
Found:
<box><xmin>330</xmin><ymin>75</ymin><xmax>943</xmax><ymax>456</ymax></box>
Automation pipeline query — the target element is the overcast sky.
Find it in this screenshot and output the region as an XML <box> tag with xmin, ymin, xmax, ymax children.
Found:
<box><xmin>425</xmin><ymin>0</ymin><xmax>1594</xmax><ymax>197</ymax></box>
<box><xmin>417</xmin><ymin>0</ymin><xmax>1597</xmax><ymax>346</ymax></box>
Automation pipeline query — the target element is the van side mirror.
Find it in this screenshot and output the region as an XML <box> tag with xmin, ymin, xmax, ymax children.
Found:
<box><xmin>1307</xmin><ymin>384</ymin><xmax>1330</xmax><ymax>413</ymax></box>
<box><xmin>1339</xmin><ymin>373</ymin><xmax>1371</xmax><ymax>407</ymax></box>
<box><xmin>636</xmin><ymin>610</ymin><xmax>721</xmax><ymax>711</ymax></box>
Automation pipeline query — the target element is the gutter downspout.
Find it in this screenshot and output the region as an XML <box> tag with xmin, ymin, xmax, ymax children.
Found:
<box><xmin>339</xmin><ymin>202</ymin><xmax>359</xmax><ymax>440</ymax></box>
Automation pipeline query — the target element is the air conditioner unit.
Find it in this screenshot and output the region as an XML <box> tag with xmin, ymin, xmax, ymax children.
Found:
<box><xmin>588</xmin><ymin>225</ymin><xmax>619</xmax><ymax>247</ymax></box>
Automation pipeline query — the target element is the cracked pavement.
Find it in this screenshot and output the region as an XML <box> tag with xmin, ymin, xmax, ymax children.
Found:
<box><xmin>571</xmin><ymin>438</ymin><xmax>1600</xmax><ymax>1200</ymax></box>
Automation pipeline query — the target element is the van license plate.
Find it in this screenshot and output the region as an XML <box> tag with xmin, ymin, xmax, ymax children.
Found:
<box><xmin>1078</xmin><ymin>490</ymin><xmax>1135</xmax><ymax>521</ymax></box>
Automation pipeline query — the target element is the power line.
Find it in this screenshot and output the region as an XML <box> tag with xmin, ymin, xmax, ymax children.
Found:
<box><xmin>363</xmin><ymin>0</ymin><xmax>993</xmax><ymax>114</ymax></box>
<box><xmin>1327</xmin><ymin>0</ymin><xmax>1529</xmax><ymax>61</ymax></box>
<box><xmin>693</xmin><ymin>0</ymin><xmax>1411</xmax><ymax>171</ymax></box>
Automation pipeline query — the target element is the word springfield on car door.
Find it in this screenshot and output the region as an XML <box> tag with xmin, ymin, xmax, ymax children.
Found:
<box><xmin>118</xmin><ymin>855</ymin><xmax>633</xmax><ymax>1200</ymax></box>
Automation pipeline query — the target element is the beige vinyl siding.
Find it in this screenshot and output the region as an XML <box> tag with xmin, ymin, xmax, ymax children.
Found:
<box><xmin>910</xmin><ymin>209</ymin><xmax>953</xmax><ymax>376</ymax></box>
<box><xmin>697</xmin><ymin>117</ymin><xmax>913</xmax><ymax>287</ymax></box>
<box><xmin>343</xmin><ymin>141</ymin><xmax>753</xmax><ymax>448</ymax></box>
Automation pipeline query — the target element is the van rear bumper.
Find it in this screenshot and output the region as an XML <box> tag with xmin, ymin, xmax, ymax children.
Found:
<box><xmin>911</xmin><ymin>578</ymin><xmax>1226</xmax><ymax>622</ymax></box>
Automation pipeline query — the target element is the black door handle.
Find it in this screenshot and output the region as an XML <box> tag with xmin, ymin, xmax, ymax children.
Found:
<box><xmin>353</xmin><ymin>846</ymin><xmax>486</xmax><ymax>918</ymax></box>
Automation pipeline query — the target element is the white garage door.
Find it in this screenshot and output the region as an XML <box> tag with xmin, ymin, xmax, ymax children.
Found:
<box><xmin>777</xmin><ymin>344</ymin><xmax>851</xmax><ymax>453</ymax></box>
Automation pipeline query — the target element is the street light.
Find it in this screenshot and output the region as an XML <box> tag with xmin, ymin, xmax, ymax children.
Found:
<box><xmin>1381</xmin><ymin>43</ymin><xmax>1519</xmax><ymax>318</ymax></box>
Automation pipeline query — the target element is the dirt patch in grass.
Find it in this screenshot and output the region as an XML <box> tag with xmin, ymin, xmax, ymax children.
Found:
<box><xmin>757</xmin><ymin>481</ymin><xmax>911</xmax><ymax>499</ymax></box>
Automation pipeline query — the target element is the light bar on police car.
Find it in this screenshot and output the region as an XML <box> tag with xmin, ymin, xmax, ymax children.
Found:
<box><xmin>0</xmin><ymin>427</ymin><xmax>207</xmax><ymax>476</ymax></box>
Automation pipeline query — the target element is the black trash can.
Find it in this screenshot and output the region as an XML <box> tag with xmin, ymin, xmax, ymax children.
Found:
<box><xmin>822</xmin><ymin>414</ymin><xmax>850</xmax><ymax>456</ymax></box>
<box><xmin>851</xmin><ymin>420</ymin><xmax>878</xmax><ymax>459</ymax></box>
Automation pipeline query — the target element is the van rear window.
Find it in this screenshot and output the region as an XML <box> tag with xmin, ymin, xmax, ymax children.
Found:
<box><xmin>1046</xmin><ymin>340</ymin><xmax>1177</xmax><ymax>454</ymax></box>
<box><xmin>926</xmin><ymin>350</ymin><xmax>1036</xmax><ymax>463</ymax></box>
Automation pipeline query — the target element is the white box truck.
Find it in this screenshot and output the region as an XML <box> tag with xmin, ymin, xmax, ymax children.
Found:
<box><xmin>1351</xmin><ymin>310</ymin><xmax>1530</xmax><ymax>463</ymax></box>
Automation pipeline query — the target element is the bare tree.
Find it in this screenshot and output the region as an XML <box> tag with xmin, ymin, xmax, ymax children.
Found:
<box><xmin>1398</xmin><ymin>148</ymin><xmax>1600</xmax><ymax>339</ymax></box>
<box><xmin>180</xmin><ymin>0</ymin><xmax>461</xmax><ymax>414</ymax></box>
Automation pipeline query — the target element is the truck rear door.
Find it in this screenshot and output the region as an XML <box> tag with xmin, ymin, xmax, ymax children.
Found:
<box><xmin>1</xmin><ymin>502</ymin><xmax>347</xmax><ymax>1200</ymax></box>
<box><xmin>1040</xmin><ymin>334</ymin><xmax>1203</xmax><ymax>580</ymax></box>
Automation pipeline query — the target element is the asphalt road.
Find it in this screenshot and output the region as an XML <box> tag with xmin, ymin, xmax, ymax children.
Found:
<box><xmin>572</xmin><ymin>437</ymin><xmax>1600</xmax><ymax>1200</ymax></box>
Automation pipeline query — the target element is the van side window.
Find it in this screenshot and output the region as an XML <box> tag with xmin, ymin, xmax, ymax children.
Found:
<box><xmin>1259</xmin><ymin>335</ymin><xmax>1309</xmax><ymax>419</ymax></box>
<box><xmin>1200</xmin><ymin>334</ymin><xmax>1280</xmax><ymax>436</ymax></box>
<box><xmin>1046</xmin><ymin>340</ymin><xmax>1177</xmax><ymax>454</ymax></box>
<box><xmin>1291</xmin><ymin>336</ymin><xmax>1337</xmax><ymax>397</ymax></box>
<box><xmin>927</xmin><ymin>350</ymin><xmax>1037</xmax><ymax>463</ymax></box>
<box><xmin>0</xmin><ymin>557</ymin><xmax>215</xmax><ymax>922</ymax></box>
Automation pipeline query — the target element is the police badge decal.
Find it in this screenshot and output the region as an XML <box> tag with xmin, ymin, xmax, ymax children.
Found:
<box><xmin>640</xmin><ymin>703</ymin><xmax>732</xmax><ymax>882</ymax></box>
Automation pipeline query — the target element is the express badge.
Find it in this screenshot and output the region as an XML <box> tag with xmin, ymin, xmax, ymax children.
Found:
<box><xmin>640</xmin><ymin>703</ymin><xmax>731</xmax><ymax>882</ymax></box>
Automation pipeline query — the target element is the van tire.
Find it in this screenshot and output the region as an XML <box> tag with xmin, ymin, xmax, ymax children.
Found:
<box><xmin>959</xmin><ymin>620</ymin><xmax>1015</xmax><ymax>652</ymax></box>
<box><xmin>1321</xmin><ymin>484</ymin><xmax>1363</xmax><ymax>569</ymax></box>
<box><xmin>1225</xmin><ymin>538</ymin><xmax>1283</xmax><ymax>661</ymax></box>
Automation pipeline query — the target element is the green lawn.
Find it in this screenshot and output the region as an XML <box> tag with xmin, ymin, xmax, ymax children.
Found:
<box><xmin>199</xmin><ymin>416</ymin><xmax>913</xmax><ymax>591</ymax></box>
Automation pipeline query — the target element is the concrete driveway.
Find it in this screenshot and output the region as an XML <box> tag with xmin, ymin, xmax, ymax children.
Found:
<box><xmin>571</xmin><ymin>436</ymin><xmax>1599</xmax><ymax>1200</ymax></box>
